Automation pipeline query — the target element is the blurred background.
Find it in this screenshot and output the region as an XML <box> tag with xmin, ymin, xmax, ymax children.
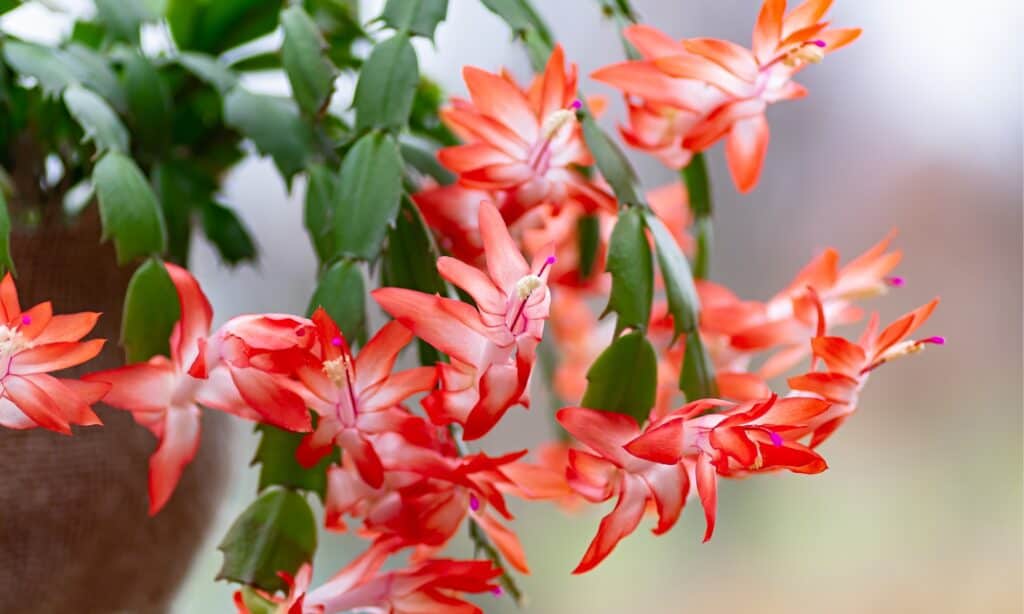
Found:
<box><xmin>6</xmin><ymin>0</ymin><xmax>1021</xmax><ymax>612</ymax></box>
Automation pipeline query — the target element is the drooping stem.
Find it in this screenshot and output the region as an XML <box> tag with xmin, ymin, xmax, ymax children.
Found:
<box><xmin>682</xmin><ymin>152</ymin><xmax>714</xmax><ymax>280</ymax></box>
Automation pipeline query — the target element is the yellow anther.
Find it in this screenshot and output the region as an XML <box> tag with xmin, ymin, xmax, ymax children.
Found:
<box><xmin>540</xmin><ymin>109</ymin><xmax>576</xmax><ymax>140</ymax></box>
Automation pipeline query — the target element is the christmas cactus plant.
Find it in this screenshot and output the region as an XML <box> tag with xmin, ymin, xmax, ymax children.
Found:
<box><xmin>0</xmin><ymin>0</ymin><xmax>944</xmax><ymax>611</ymax></box>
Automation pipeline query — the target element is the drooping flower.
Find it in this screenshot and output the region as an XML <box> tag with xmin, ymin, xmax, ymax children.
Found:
<box><xmin>701</xmin><ymin>233</ymin><xmax>903</xmax><ymax>381</ymax></box>
<box><xmin>233</xmin><ymin>563</ymin><xmax>317</xmax><ymax>614</ymax></box>
<box><xmin>626</xmin><ymin>396</ymin><xmax>830</xmax><ymax>541</ymax></box>
<box><xmin>304</xmin><ymin>539</ymin><xmax>502</xmax><ymax>614</ymax></box>
<box><xmin>85</xmin><ymin>264</ymin><xmax>312</xmax><ymax>514</ymax></box>
<box><xmin>373</xmin><ymin>200</ymin><xmax>554</xmax><ymax>440</ymax></box>
<box><xmin>556</xmin><ymin>407</ymin><xmax>690</xmax><ymax>573</ymax></box>
<box><xmin>324</xmin><ymin>431</ymin><xmax>530</xmax><ymax>574</ymax></box>
<box><xmin>439</xmin><ymin>45</ymin><xmax>614</xmax><ymax>218</ymax></box>
<box><xmin>0</xmin><ymin>273</ymin><xmax>108</xmax><ymax>433</ymax></box>
<box><xmin>288</xmin><ymin>310</ymin><xmax>436</xmax><ymax>488</ymax></box>
<box><xmin>787</xmin><ymin>298</ymin><xmax>942</xmax><ymax>446</ymax></box>
<box><xmin>593</xmin><ymin>0</ymin><xmax>861</xmax><ymax>191</ymax></box>
<box><xmin>83</xmin><ymin>263</ymin><xmax>247</xmax><ymax>513</ymax></box>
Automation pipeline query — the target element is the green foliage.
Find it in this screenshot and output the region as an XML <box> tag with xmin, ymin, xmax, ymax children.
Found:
<box><xmin>682</xmin><ymin>152</ymin><xmax>713</xmax><ymax>279</ymax></box>
<box><xmin>580</xmin><ymin>330</ymin><xmax>658</xmax><ymax>424</ymax></box>
<box><xmin>381</xmin><ymin>0</ymin><xmax>448</xmax><ymax>39</ymax></box>
<box><xmin>120</xmin><ymin>259</ymin><xmax>180</xmax><ymax>363</ymax></box>
<box><xmin>123</xmin><ymin>51</ymin><xmax>172</xmax><ymax>152</ymax></box>
<box><xmin>0</xmin><ymin>189</ymin><xmax>13</xmax><ymax>275</ymax></box>
<box><xmin>63</xmin><ymin>44</ymin><xmax>127</xmax><ymax>110</ymax></box>
<box><xmin>93</xmin><ymin>152</ymin><xmax>167</xmax><ymax>264</ymax></box>
<box><xmin>217</xmin><ymin>487</ymin><xmax>317</xmax><ymax>593</ymax></box>
<box><xmin>576</xmin><ymin>213</ymin><xmax>601</xmax><ymax>280</ymax></box>
<box><xmin>2</xmin><ymin>41</ymin><xmax>77</xmax><ymax>97</ymax></box>
<box><xmin>681</xmin><ymin>330</ymin><xmax>718</xmax><ymax>401</ymax></box>
<box><xmin>176</xmin><ymin>52</ymin><xmax>239</xmax><ymax>93</ymax></box>
<box><xmin>332</xmin><ymin>132</ymin><xmax>403</xmax><ymax>261</ymax></box>
<box><xmin>63</xmin><ymin>85</ymin><xmax>129</xmax><ymax>153</ymax></box>
<box><xmin>307</xmin><ymin>258</ymin><xmax>367</xmax><ymax>347</ymax></box>
<box><xmin>581</xmin><ymin>113</ymin><xmax>642</xmax><ymax>207</ymax></box>
<box><xmin>223</xmin><ymin>87</ymin><xmax>311</xmax><ymax>179</ymax></box>
<box><xmin>642</xmin><ymin>209</ymin><xmax>699</xmax><ymax>337</ymax></box>
<box><xmin>167</xmin><ymin>0</ymin><xmax>286</xmax><ymax>54</ymax></box>
<box><xmin>253</xmin><ymin>423</ymin><xmax>337</xmax><ymax>501</ymax></box>
<box><xmin>201</xmin><ymin>201</ymin><xmax>257</xmax><ymax>266</ymax></box>
<box><xmin>304</xmin><ymin>163</ymin><xmax>339</xmax><ymax>262</ymax></box>
<box><xmin>95</xmin><ymin>0</ymin><xmax>156</xmax><ymax>44</ymax></box>
<box><xmin>479</xmin><ymin>0</ymin><xmax>554</xmax><ymax>49</ymax></box>
<box><xmin>281</xmin><ymin>5</ymin><xmax>337</xmax><ymax>117</ymax></box>
<box><xmin>353</xmin><ymin>33</ymin><xmax>418</xmax><ymax>133</ymax></box>
<box><xmin>604</xmin><ymin>207</ymin><xmax>653</xmax><ymax>335</ymax></box>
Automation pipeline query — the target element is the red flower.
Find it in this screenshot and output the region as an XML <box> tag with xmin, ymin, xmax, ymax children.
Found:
<box><xmin>85</xmin><ymin>264</ymin><xmax>312</xmax><ymax>514</ymax></box>
<box><xmin>439</xmin><ymin>45</ymin><xmax>614</xmax><ymax>218</ymax></box>
<box><xmin>305</xmin><ymin>539</ymin><xmax>501</xmax><ymax>614</ymax></box>
<box><xmin>0</xmin><ymin>273</ymin><xmax>108</xmax><ymax>433</ymax></box>
<box><xmin>289</xmin><ymin>310</ymin><xmax>436</xmax><ymax>488</ymax></box>
<box><xmin>233</xmin><ymin>563</ymin><xmax>317</xmax><ymax>614</ymax></box>
<box><xmin>626</xmin><ymin>396</ymin><xmax>830</xmax><ymax>542</ymax></box>
<box><xmin>373</xmin><ymin>201</ymin><xmax>554</xmax><ymax>440</ymax></box>
<box><xmin>593</xmin><ymin>0</ymin><xmax>861</xmax><ymax>191</ymax></box>
<box><xmin>556</xmin><ymin>407</ymin><xmax>690</xmax><ymax>573</ymax></box>
<box><xmin>787</xmin><ymin>298</ymin><xmax>942</xmax><ymax>446</ymax></box>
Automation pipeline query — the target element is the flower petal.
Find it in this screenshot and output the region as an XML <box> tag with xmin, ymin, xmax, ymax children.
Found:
<box><xmin>725</xmin><ymin>113</ymin><xmax>770</xmax><ymax>193</ymax></box>
<box><xmin>82</xmin><ymin>358</ymin><xmax>176</xmax><ymax>413</ymax></box>
<box><xmin>10</xmin><ymin>339</ymin><xmax>106</xmax><ymax>375</ymax></box>
<box><xmin>148</xmin><ymin>404</ymin><xmax>201</xmax><ymax>515</ymax></box>
<box><xmin>572</xmin><ymin>475</ymin><xmax>646</xmax><ymax>574</ymax></box>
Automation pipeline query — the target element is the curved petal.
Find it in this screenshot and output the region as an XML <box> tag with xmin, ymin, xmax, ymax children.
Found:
<box><xmin>572</xmin><ymin>475</ymin><xmax>646</xmax><ymax>574</ymax></box>
<box><xmin>695</xmin><ymin>452</ymin><xmax>718</xmax><ymax>542</ymax></box>
<box><xmin>556</xmin><ymin>407</ymin><xmax>639</xmax><ymax>466</ymax></box>
<box><xmin>360</xmin><ymin>366</ymin><xmax>437</xmax><ymax>414</ymax></box>
<box><xmin>642</xmin><ymin>462</ymin><xmax>689</xmax><ymax>535</ymax></box>
<box><xmin>372</xmin><ymin>288</ymin><xmax>488</xmax><ymax>367</ymax></box>
<box><xmin>438</xmin><ymin>142</ymin><xmax>511</xmax><ymax>173</ymax></box>
<box><xmin>82</xmin><ymin>358</ymin><xmax>176</xmax><ymax>413</ymax></box>
<box><xmin>230</xmin><ymin>366</ymin><xmax>312</xmax><ymax>432</ymax></box>
<box><xmin>623</xmin><ymin>24</ymin><xmax>686</xmax><ymax>59</ymax></box>
<box><xmin>2</xmin><ymin>374</ymin><xmax>71</xmax><ymax>434</ymax></box>
<box><xmin>355</xmin><ymin>320</ymin><xmax>416</xmax><ymax>393</ymax></box>
<box><xmin>783</xmin><ymin>0</ymin><xmax>833</xmax><ymax>37</ymax></box>
<box><xmin>32</xmin><ymin>312</ymin><xmax>101</xmax><ymax>345</ymax></box>
<box><xmin>463</xmin><ymin>66</ymin><xmax>538</xmax><ymax>142</ymax></box>
<box><xmin>10</xmin><ymin>339</ymin><xmax>105</xmax><ymax>375</ymax></box>
<box><xmin>725</xmin><ymin>113</ymin><xmax>770</xmax><ymax>193</ymax></box>
<box><xmin>338</xmin><ymin>429</ymin><xmax>385</xmax><ymax>489</ymax></box>
<box><xmin>474</xmin><ymin>511</ymin><xmax>530</xmax><ymax>574</ymax></box>
<box><xmin>0</xmin><ymin>273</ymin><xmax>20</xmax><ymax>321</ymax></box>
<box><xmin>164</xmin><ymin>262</ymin><xmax>213</xmax><ymax>366</ymax></box>
<box><xmin>683</xmin><ymin>38</ymin><xmax>759</xmax><ymax>81</ymax></box>
<box><xmin>530</xmin><ymin>44</ymin><xmax>569</xmax><ymax>120</ymax></box>
<box><xmin>14</xmin><ymin>302</ymin><xmax>52</xmax><ymax>339</ymax></box>
<box><xmin>436</xmin><ymin>257</ymin><xmax>505</xmax><ymax>316</ymax></box>
<box><xmin>752</xmin><ymin>0</ymin><xmax>786</xmax><ymax>64</ymax></box>
<box><xmin>625</xmin><ymin>418</ymin><xmax>685</xmax><ymax>465</ymax></box>
<box><xmin>462</xmin><ymin>363</ymin><xmax>521</xmax><ymax>440</ymax></box>
<box><xmin>148</xmin><ymin>404</ymin><xmax>201</xmax><ymax>515</ymax></box>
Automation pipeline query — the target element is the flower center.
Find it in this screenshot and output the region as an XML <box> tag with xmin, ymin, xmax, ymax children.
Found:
<box><xmin>861</xmin><ymin>336</ymin><xmax>945</xmax><ymax>374</ymax></box>
<box><xmin>323</xmin><ymin>354</ymin><xmax>355</xmax><ymax>390</ymax></box>
<box><xmin>514</xmin><ymin>275</ymin><xmax>544</xmax><ymax>301</ymax></box>
<box><xmin>0</xmin><ymin>325</ymin><xmax>29</xmax><ymax>359</ymax></box>
<box><xmin>527</xmin><ymin>101</ymin><xmax>581</xmax><ymax>173</ymax></box>
<box><xmin>782</xmin><ymin>40</ymin><xmax>827</xmax><ymax>67</ymax></box>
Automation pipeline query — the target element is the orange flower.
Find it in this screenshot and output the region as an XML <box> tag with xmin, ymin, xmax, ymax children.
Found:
<box><xmin>439</xmin><ymin>45</ymin><xmax>614</xmax><ymax>218</ymax></box>
<box><xmin>593</xmin><ymin>0</ymin><xmax>861</xmax><ymax>191</ymax></box>
<box><xmin>0</xmin><ymin>273</ymin><xmax>107</xmax><ymax>433</ymax></box>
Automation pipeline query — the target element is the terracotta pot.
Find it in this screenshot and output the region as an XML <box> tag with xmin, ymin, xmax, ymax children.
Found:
<box><xmin>0</xmin><ymin>210</ymin><xmax>232</xmax><ymax>613</ymax></box>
